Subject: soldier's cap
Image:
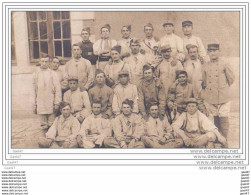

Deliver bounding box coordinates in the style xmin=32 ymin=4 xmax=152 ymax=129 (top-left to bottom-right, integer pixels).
xmin=122 ymin=98 xmax=134 ymax=108
xmin=130 ymin=38 xmax=141 ymax=46
xmin=144 ymin=22 xmax=154 ymax=30
xmin=95 ymin=69 xmax=105 ymax=77
xmin=182 ymin=20 xmax=193 ymax=27
xmin=163 ymin=20 xmax=174 ymax=27
xmin=111 ymin=45 xmax=122 ymax=54
xmin=143 ymin=64 xmax=153 ymax=72
xmin=68 ymin=76 xmax=78 ymax=82
xmin=81 ymin=27 xmax=91 ymax=34
xmin=101 ymin=24 xmax=111 ymax=31
xmin=118 ymin=69 xmax=129 ymax=77
xmin=160 ymin=44 xmax=172 ymax=52
xmin=207 ymin=44 xmax=220 ymax=51
xmin=176 ymin=70 xmax=188 ymax=79
xmin=186 ymin=98 xmax=198 ymax=105
xmin=122 ymin=25 xmax=131 ymax=31
xmin=186 ymin=44 xmax=198 ymax=52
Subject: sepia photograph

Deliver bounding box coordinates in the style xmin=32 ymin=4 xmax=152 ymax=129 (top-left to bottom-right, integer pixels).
xmin=11 ymin=11 xmax=240 ymax=149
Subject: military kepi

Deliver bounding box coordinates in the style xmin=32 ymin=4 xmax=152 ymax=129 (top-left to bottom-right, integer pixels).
xmin=207 ymin=44 xmax=220 ymax=51
xmin=182 ymin=20 xmax=193 ymax=27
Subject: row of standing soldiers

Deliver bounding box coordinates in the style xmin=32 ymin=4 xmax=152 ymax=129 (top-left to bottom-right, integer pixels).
xmin=35 ymin=20 xmax=235 ymax=148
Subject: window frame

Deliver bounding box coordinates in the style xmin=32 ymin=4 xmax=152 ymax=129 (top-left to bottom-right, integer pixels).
xmin=27 ymin=11 xmax=72 ymax=64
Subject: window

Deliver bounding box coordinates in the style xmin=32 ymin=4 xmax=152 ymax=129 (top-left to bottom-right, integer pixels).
xmin=27 ymin=11 xmax=71 ymax=62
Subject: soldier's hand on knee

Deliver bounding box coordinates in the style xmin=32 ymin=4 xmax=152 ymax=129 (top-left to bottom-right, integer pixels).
xmin=77 ymin=135 xmax=83 ymax=145
xmin=159 ymin=137 xmax=167 ymax=144
xmin=183 ymin=137 xmax=193 ymax=147
xmin=218 ymin=135 xmax=227 ymax=146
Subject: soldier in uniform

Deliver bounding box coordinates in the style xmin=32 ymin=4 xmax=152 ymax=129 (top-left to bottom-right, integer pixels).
xmin=63 ymin=77 xmax=92 ymax=124
xmin=159 ymin=20 xmax=185 ymax=62
xmin=77 ymin=100 xmax=112 ymax=148
xmin=112 ymin=70 xmax=139 ymax=116
xmin=33 ymin=55 xmax=62 ymax=130
xmin=182 ymin=20 xmax=208 ymax=63
xmin=141 ymin=102 xmax=183 ymax=148
xmin=63 ymin=44 xmax=94 ymax=92
xmin=88 ymin=69 xmax=114 ymax=119
xmin=104 ymin=99 xmax=145 ymax=148
xmin=137 ymin=64 xmax=166 ymax=119
xmin=155 ymin=44 xmax=183 ymax=96
xmin=201 ymin=43 xmax=235 ymax=141
xmin=140 ymin=23 xmax=162 ymax=68
xmin=38 ymin=102 xmax=80 ymax=148
xmin=93 ymin=24 xmax=117 ymax=71
xmin=104 ymin=45 xmax=127 ymax=86
xmin=117 ymin=25 xmax=132 ymax=58
xmin=184 ymin=44 xmax=203 ymax=93
xmin=124 ymin=38 xmax=149 ymax=85
xmin=78 ymin=27 xmax=98 ymax=66
xmin=172 ymin=98 xmax=227 ymax=148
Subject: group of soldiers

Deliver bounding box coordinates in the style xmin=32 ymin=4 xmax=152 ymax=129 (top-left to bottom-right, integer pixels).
xmin=35 ymin=19 xmax=235 ymax=149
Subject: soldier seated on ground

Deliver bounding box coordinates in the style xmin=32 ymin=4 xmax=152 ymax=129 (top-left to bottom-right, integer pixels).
xmin=77 ymin=100 xmax=112 ymax=148
xmin=63 ymin=76 xmax=92 ymax=123
xmin=172 ymin=98 xmax=227 ymax=148
xmin=141 ymin=102 xmax=183 ymax=148
xmin=38 ymin=102 xmax=80 ymax=148
xmin=104 ymin=99 xmax=145 ymax=148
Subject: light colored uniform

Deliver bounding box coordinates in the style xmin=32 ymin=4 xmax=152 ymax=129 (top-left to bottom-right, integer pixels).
xmin=159 ymin=34 xmax=185 ymax=61
xmin=140 ymin=37 xmax=162 ymax=68
xmin=64 ymin=57 xmax=94 ymax=91
xmin=117 ymin=38 xmax=132 ymax=57
xmin=155 ymin=57 xmax=184 ymax=96
xmin=63 ymin=88 xmax=92 ymax=119
xmin=38 ymin=114 xmax=80 ymax=148
xmin=104 ymin=113 xmax=145 ymax=148
xmin=33 ymin=68 xmax=62 ymax=128
xmin=78 ymin=114 xmax=111 ymax=148
xmin=172 ymin=111 xmax=218 ymax=147
xmin=201 ymin=59 xmax=235 ymax=117
xmin=104 ymin=60 xmax=127 ymax=83
xmin=112 ymin=83 xmax=139 ymax=115
xmin=184 ymin=58 xmax=203 ymax=93
xmin=93 ymin=38 xmax=117 ymax=70
xmin=124 ymin=52 xmax=148 ymax=85
xmin=183 ymin=35 xmax=208 ymax=62
xmin=142 ymin=116 xmax=183 ymax=148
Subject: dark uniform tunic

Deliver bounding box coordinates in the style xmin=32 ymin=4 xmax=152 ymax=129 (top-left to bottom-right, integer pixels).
xmin=78 ymin=40 xmax=98 ymax=65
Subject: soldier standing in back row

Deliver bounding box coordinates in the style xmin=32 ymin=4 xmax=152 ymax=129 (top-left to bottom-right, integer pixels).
xmin=201 ymin=43 xmax=235 ymax=143
xmin=78 ymin=27 xmax=98 ymax=67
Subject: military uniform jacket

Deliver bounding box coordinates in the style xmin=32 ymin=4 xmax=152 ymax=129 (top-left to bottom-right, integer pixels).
xmin=201 ymin=59 xmax=235 ymax=104
xmin=144 ymin=116 xmax=172 ymax=139
xmin=137 ymin=78 xmax=166 ymax=116
xmin=63 ymin=88 xmax=92 ymax=119
xmin=88 ymin=84 xmax=114 ymax=117
xmin=64 ymin=57 xmax=94 ymax=90
xmin=78 ymin=41 xmax=98 ymax=65
xmin=112 ymin=113 xmax=144 ymax=143
xmin=112 ymin=83 xmax=139 ymax=115
xmin=46 ymin=114 xmax=80 ymax=141
xmin=79 ymin=114 xmax=111 ymax=139
xmin=33 ymin=68 xmax=62 ymax=114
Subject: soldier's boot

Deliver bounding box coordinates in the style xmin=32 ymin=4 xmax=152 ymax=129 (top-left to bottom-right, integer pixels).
xmin=219 ymin=117 xmax=229 ymax=148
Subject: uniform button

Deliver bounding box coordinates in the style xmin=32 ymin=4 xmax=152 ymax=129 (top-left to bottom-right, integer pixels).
xmin=216 ymin=75 xmax=218 ymax=77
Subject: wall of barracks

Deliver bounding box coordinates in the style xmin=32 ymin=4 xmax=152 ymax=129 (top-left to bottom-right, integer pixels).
xmin=11 ymin=11 xmax=240 ymax=118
